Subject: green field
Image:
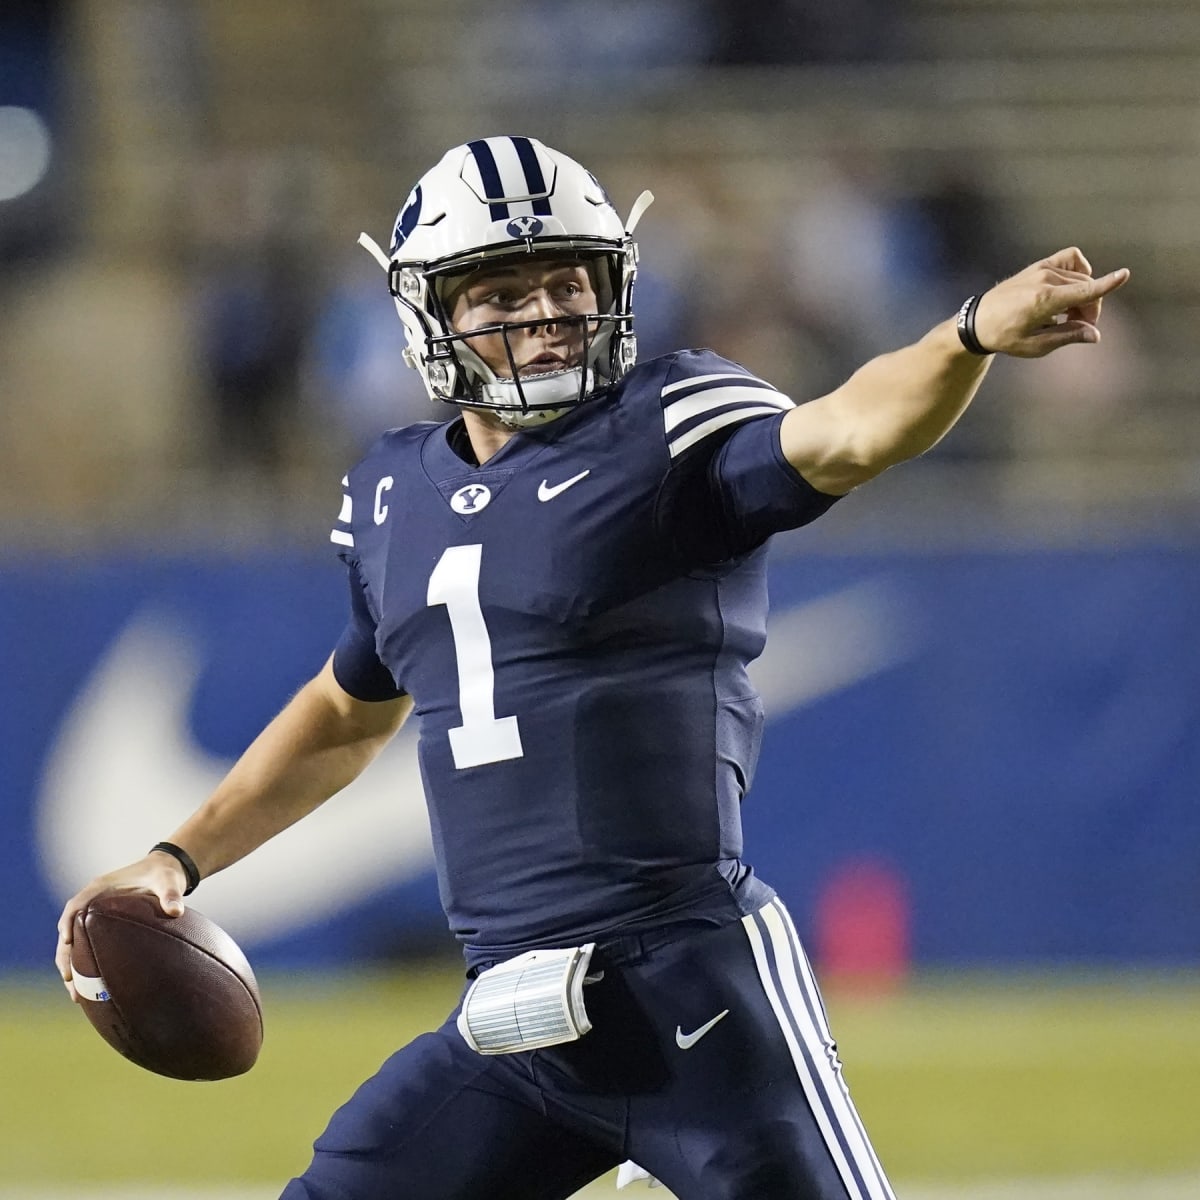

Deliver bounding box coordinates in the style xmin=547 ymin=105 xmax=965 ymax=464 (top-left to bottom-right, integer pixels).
xmin=3 ymin=965 xmax=1198 ymax=1196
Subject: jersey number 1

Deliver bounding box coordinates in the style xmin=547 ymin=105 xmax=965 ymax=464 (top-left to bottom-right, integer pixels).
xmin=427 ymin=544 xmax=524 ymax=770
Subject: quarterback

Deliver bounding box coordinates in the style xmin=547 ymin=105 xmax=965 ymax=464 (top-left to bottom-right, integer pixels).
xmin=56 ymin=137 xmax=1129 ymax=1199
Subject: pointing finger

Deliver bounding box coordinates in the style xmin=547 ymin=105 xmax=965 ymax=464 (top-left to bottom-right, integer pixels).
xmin=1094 ymin=266 xmax=1131 ymax=293
xmin=1054 ymin=268 xmax=1129 ymax=314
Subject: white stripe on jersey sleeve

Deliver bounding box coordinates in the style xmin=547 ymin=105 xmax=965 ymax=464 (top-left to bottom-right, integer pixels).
xmin=668 ymin=404 xmax=793 ymax=459
xmin=663 ymin=384 xmax=793 ymax=434
xmin=330 ymin=476 xmax=355 ymax=547
xmin=661 ymin=371 xmax=775 ymax=397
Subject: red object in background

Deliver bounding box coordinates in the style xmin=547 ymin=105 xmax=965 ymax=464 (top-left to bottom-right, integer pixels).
xmin=814 ymin=857 xmax=911 ymax=993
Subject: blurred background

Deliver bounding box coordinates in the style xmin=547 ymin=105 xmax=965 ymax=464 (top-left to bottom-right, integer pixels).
xmin=1 ymin=0 xmax=1198 ymax=1197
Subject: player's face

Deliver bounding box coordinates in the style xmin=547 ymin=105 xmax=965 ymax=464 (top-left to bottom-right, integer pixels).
xmin=446 ymin=260 xmax=598 ymax=379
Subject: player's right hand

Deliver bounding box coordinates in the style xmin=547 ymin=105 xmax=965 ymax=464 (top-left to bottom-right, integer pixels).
xmin=972 ymin=247 xmax=1130 ymax=358
xmin=55 ymin=856 xmax=189 ymax=1003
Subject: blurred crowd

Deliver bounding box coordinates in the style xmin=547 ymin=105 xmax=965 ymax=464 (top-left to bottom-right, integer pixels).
xmin=0 ymin=0 xmax=1165 ymax=544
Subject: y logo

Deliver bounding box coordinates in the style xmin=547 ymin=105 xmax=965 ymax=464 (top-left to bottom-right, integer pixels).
xmin=451 ymin=484 xmax=492 ymax=514
xmin=505 ymin=215 xmax=544 ymax=239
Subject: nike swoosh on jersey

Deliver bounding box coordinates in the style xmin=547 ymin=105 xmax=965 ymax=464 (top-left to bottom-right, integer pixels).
xmin=675 ymin=1008 xmax=730 ymax=1049
xmin=537 ymin=469 xmax=590 ymax=501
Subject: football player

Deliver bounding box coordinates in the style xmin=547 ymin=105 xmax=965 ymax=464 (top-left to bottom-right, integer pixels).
xmin=56 ymin=136 xmax=1128 ymax=1199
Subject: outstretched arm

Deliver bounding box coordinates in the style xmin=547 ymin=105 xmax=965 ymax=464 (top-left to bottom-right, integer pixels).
xmin=54 ymin=654 xmax=411 ymax=999
xmin=780 ymin=247 xmax=1131 ymax=495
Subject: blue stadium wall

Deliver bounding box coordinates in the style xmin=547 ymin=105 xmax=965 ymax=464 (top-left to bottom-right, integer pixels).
xmin=4 ymin=546 xmax=1197 ymax=971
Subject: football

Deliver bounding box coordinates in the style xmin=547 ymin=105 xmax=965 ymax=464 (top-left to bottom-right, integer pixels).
xmin=71 ymin=892 xmax=263 ymax=1080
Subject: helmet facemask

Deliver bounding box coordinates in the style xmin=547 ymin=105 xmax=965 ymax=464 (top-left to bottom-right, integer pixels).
xmin=423 ymin=250 xmax=631 ymax=428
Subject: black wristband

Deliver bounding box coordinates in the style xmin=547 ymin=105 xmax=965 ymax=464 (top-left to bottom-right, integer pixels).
xmin=150 ymin=841 xmax=201 ymax=895
xmin=955 ymin=293 xmax=992 ymax=356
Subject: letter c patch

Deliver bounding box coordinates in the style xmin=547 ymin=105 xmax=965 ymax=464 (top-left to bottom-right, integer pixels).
xmin=374 ymin=476 xmax=394 ymax=525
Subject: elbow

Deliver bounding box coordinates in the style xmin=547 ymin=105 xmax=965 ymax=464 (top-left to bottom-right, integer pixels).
xmin=830 ymin=425 xmax=943 ymax=490
xmin=795 ymin=437 xmax=898 ymax=495
xmin=780 ymin=398 xmax=931 ymax=495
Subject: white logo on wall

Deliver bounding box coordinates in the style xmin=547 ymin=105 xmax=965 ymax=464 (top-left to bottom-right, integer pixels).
xmin=35 ymin=580 xmax=914 ymax=949
xmin=35 ymin=613 xmax=434 ymax=946
xmin=451 ymin=484 xmax=491 ymax=514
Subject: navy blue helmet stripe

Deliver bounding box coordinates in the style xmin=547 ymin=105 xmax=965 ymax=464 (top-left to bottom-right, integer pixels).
xmin=467 ymin=139 xmax=510 ymax=220
xmin=510 ymin=136 xmax=553 ymax=216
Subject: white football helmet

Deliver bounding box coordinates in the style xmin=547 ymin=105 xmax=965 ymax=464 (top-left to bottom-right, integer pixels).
xmin=359 ymin=137 xmax=653 ymax=428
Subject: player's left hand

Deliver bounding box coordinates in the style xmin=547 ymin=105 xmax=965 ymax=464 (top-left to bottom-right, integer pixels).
xmin=972 ymin=247 xmax=1130 ymax=359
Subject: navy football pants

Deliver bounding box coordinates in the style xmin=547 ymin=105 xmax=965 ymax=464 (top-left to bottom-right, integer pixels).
xmin=280 ymin=898 xmax=896 ymax=1200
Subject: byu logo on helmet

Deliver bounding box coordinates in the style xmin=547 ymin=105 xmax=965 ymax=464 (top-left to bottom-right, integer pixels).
xmin=390 ymin=185 xmax=423 ymax=253
xmin=505 ymin=215 xmax=544 ymax=239
xmin=450 ymin=484 xmax=492 ymax=514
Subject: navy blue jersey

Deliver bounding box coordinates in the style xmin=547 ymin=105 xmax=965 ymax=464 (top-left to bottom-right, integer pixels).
xmin=329 ymin=349 xmax=838 ymax=962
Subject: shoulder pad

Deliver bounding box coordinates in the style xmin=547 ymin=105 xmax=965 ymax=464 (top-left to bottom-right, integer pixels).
xmin=329 ymin=423 xmax=436 ymax=550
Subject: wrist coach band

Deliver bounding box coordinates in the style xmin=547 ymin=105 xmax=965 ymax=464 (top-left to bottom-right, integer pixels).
xmin=955 ymin=293 xmax=992 ymax=356
xmin=150 ymin=841 xmax=201 ymax=895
